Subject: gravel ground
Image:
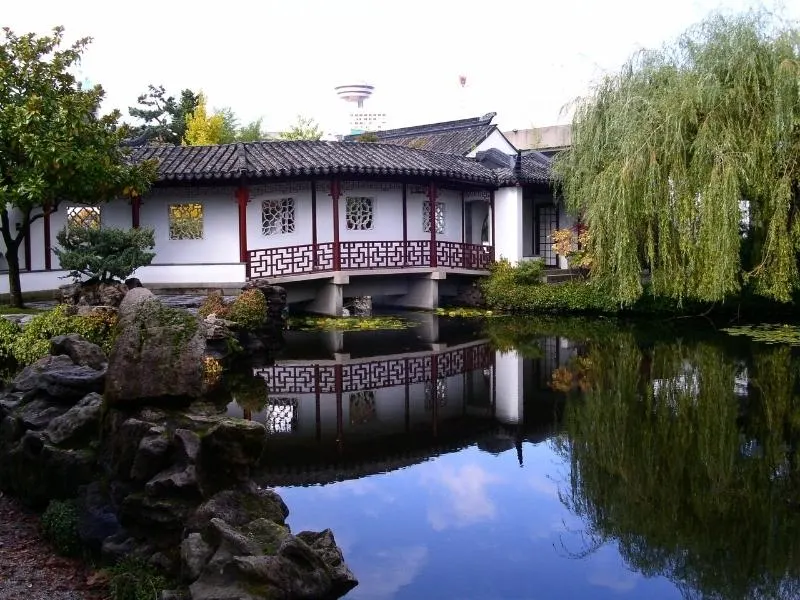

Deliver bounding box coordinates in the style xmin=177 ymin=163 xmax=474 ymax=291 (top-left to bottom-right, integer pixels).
xmin=0 ymin=493 xmax=105 ymax=600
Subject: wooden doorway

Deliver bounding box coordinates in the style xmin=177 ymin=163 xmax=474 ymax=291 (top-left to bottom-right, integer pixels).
xmin=536 ymin=204 xmax=559 ymax=267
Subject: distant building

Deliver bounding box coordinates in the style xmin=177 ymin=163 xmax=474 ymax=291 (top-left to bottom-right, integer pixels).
xmin=335 ymin=82 xmax=388 ymax=134
xmin=502 ymin=124 xmax=572 ymax=157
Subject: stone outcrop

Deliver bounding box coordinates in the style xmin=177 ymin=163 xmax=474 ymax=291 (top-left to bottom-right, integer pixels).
xmin=240 ymin=281 xmax=287 ymax=331
xmin=105 ymin=296 xmax=206 ymax=405
xmin=0 ymin=291 xmax=355 ymax=599
xmin=59 ymin=281 xmax=128 ymax=307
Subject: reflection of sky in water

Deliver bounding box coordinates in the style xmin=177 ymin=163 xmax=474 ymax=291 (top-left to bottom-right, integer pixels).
xmin=276 ymin=442 xmax=682 ymax=600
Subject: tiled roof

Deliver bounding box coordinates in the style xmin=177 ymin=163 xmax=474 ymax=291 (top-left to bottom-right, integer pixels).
xmin=343 ymin=112 xmax=499 ymax=156
xmin=128 ymin=141 xmax=555 ymax=187
xmin=494 ymin=151 xmax=554 ymax=185
xmin=129 ymin=140 xmax=499 ymax=186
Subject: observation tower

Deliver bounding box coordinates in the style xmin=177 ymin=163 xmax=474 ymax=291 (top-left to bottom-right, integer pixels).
xmin=335 ymin=82 xmax=386 ymax=135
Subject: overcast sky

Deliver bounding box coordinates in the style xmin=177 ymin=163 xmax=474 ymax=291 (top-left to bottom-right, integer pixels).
xmin=4 ymin=0 xmax=798 ymax=135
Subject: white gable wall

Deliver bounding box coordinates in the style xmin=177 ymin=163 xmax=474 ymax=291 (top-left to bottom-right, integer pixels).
xmin=467 ymin=129 xmax=517 ymax=158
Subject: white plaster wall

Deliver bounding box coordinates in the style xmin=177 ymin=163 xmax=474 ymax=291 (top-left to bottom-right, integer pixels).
xmin=405 ymin=188 xmax=463 ymax=243
xmin=131 ymin=263 xmax=246 ymax=285
xmin=140 ymin=189 xmax=239 ymax=264
xmin=338 ymin=186 xmax=403 ymax=243
xmin=467 ymin=201 xmax=489 ymax=245
xmin=467 ymin=129 xmax=517 ymax=157
xmin=0 ymin=270 xmax=69 ymax=295
xmin=495 ymin=350 xmax=523 ymax=425
xmin=494 ymin=186 xmax=523 ymax=262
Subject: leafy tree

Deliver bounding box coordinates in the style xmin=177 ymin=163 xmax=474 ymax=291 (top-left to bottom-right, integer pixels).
xmin=278 ymin=115 xmax=323 ymax=141
xmin=237 ymin=118 xmax=268 ymax=142
xmin=0 ymin=27 xmax=155 ymax=307
xmin=217 ymin=106 xmax=239 ymax=144
xmin=54 ymin=226 xmax=156 ymax=283
xmin=127 ymin=85 xmax=198 ymax=145
xmin=183 ymin=92 xmax=224 ymax=145
xmin=554 ymin=12 xmax=800 ymax=306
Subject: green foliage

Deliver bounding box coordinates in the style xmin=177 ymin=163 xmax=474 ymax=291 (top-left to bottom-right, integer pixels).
xmin=288 ymin=315 xmax=413 ymax=332
xmin=198 ymin=291 xmax=231 ymax=319
xmin=10 ymin=305 xmax=117 ymax=365
xmin=482 ymin=261 xmax=614 ymax=313
xmin=356 ymin=131 xmax=379 ymax=142
xmin=512 ymin=260 xmax=544 ymax=285
xmin=554 ymin=11 xmax=800 ymax=305
xmin=278 ymin=115 xmax=323 ymax=141
xmin=228 ymin=289 xmax=267 ymax=330
xmin=217 ymin=109 xmax=267 ymax=143
xmin=0 ymin=318 xmax=20 ymax=361
xmin=434 ymin=307 xmax=499 ymax=318
xmin=41 ymin=499 xmax=81 ymax=557
xmin=107 ymin=557 xmax=170 ymax=600
xmin=54 ymin=226 xmax=156 ymax=283
xmin=183 ymin=92 xmax=224 ymax=145
xmin=127 ymin=84 xmax=199 ymax=145
xmin=0 ymin=26 xmax=155 ymax=306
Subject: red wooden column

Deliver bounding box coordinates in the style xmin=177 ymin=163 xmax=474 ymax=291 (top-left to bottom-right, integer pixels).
xmin=427 ymin=182 xmax=438 ymax=268
xmin=235 ymin=186 xmax=250 ymax=277
xmin=401 ymin=183 xmax=408 ymax=267
xmin=330 ymin=179 xmax=342 ymax=271
xmin=131 ymin=195 xmax=141 ymax=229
xmin=489 ymin=189 xmax=496 ymax=261
xmin=311 ymin=180 xmax=318 ymax=269
xmin=460 ymin=191 xmax=466 ymax=269
xmin=43 ymin=205 xmax=52 ymax=271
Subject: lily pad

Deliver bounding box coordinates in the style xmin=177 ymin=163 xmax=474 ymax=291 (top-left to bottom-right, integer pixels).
xmin=722 ymin=324 xmax=800 ymax=346
xmin=433 ymin=308 xmax=502 ymax=318
xmin=288 ymin=316 xmax=415 ymax=332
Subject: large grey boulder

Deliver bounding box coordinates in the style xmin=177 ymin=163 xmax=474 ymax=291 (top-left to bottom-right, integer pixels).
xmin=105 ymin=297 xmax=205 ymax=405
xmin=50 ymin=334 xmax=107 ymax=370
xmin=12 ymin=354 xmax=105 ymax=402
xmin=118 ymin=287 xmax=155 ymax=323
xmin=198 ymin=420 xmax=266 ymax=491
xmin=45 ymin=392 xmax=103 ymax=445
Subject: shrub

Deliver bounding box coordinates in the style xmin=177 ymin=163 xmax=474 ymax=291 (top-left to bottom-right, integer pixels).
xmin=54 ymin=226 xmax=156 ymax=283
xmin=11 ymin=305 xmax=118 ymax=365
xmin=108 ymin=557 xmax=170 ymax=600
xmin=228 ymin=289 xmax=267 ymax=330
xmin=41 ymin=499 xmax=81 ymax=557
xmin=198 ymin=291 xmax=231 ymax=319
xmin=0 ymin=318 xmax=20 ymax=361
xmin=513 ymin=259 xmax=544 ymax=285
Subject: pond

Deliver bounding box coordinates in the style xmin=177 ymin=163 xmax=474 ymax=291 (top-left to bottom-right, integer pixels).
xmin=235 ymin=312 xmax=800 ymax=600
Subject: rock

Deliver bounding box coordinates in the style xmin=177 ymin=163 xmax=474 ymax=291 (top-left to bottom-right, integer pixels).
xmin=105 ymin=417 xmax=161 ymax=481
xmin=145 ymin=465 xmax=200 ymax=498
xmin=45 ymin=392 xmax=103 ymax=446
xmin=297 ymin=529 xmax=359 ymax=595
xmin=49 ymin=334 xmax=106 ymax=370
xmin=189 ymin=489 xmax=288 ymax=531
xmin=198 ymin=420 xmax=266 ymax=490
xmin=181 ymin=532 xmax=214 ymax=581
xmin=203 ymin=315 xmax=236 ymax=341
xmin=101 ymin=532 xmax=141 ymax=564
xmin=105 ymin=298 xmax=206 ymax=405
xmin=122 ymin=492 xmax=195 ymax=531
xmin=243 ymin=518 xmax=291 ymax=555
xmin=130 ymin=433 xmax=172 ymax=482
xmin=77 ymin=282 xmax=128 ymax=308
xmin=125 ymin=277 xmax=142 ymax=289
xmin=207 ymin=517 xmax=263 ymax=556
xmin=12 ymin=355 xmax=105 ymax=402
xmin=0 ymin=393 xmax=23 ymax=420
xmin=174 ymin=429 xmax=200 ymax=464
xmin=0 ymin=416 xmax=23 ymax=450
xmin=74 ymin=305 xmax=117 ymax=319
xmin=77 ymin=482 xmax=122 ymax=552
xmin=118 ymin=287 xmax=155 ymax=323
xmin=18 ymin=399 xmax=69 ymax=430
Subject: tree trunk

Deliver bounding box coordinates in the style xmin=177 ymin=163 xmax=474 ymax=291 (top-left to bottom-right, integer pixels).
xmin=5 ymin=250 xmax=23 ymax=308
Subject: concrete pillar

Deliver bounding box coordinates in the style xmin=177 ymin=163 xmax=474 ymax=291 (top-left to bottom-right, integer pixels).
xmin=306 ymin=281 xmax=344 ymax=316
xmin=387 ymin=275 xmax=440 ymax=310
xmin=494 ymin=350 xmax=523 ymax=425
xmin=494 ymin=186 xmax=524 ymax=263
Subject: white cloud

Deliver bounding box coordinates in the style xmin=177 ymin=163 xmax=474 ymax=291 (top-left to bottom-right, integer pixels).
xmin=348 ymin=545 xmax=429 ymax=600
xmin=422 ymin=462 xmax=502 ymax=531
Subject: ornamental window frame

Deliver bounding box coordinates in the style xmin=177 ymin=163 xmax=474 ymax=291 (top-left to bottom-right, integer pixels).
xmin=345 ymin=196 xmax=375 ymax=231
xmin=66 ymin=205 xmax=102 ymax=231
xmin=422 ymin=200 xmax=445 ymax=234
xmin=168 ymin=202 xmax=204 ymax=240
xmin=261 ymin=197 xmax=296 ymax=236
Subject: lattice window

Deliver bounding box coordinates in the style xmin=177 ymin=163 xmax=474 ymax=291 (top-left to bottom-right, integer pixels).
xmin=67 ymin=206 xmax=101 ymax=231
xmin=349 ymin=391 xmax=376 ymax=425
xmin=425 ymin=377 xmax=448 ymax=410
xmin=265 ymin=397 xmax=298 ymax=434
xmin=168 ymin=203 xmax=203 ymax=240
xmin=345 ymin=197 xmax=374 ymax=230
xmin=423 ymin=201 xmax=445 ymax=234
xmin=262 ymin=198 xmax=295 ymax=236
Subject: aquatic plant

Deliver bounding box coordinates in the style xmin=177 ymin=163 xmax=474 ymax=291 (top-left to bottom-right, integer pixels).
xmin=288 ymin=315 xmax=413 ymax=332
xmin=722 ymin=324 xmax=800 ymax=346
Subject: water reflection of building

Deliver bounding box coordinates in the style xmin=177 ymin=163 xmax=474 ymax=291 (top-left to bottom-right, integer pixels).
xmin=236 ymin=323 xmax=580 ymax=486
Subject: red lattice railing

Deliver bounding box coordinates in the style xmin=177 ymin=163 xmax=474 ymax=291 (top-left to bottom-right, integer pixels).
xmin=247 ymin=241 xmax=493 ymax=278
xmin=253 ymin=343 xmax=493 ymax=394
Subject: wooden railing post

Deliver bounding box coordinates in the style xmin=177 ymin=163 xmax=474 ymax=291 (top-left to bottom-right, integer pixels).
xmin=428 ymin=182 xmax=437 ymax=268
xmin=330 ymin=179 xmax=342 ymax=271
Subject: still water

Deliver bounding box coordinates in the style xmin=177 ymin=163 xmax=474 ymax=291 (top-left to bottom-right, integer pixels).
xmin=234 ymin=313 xmax=800 ymax=600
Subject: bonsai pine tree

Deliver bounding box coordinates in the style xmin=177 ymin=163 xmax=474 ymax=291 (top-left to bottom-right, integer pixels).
xmin=54 ymin=226 xmax=156 ymax=283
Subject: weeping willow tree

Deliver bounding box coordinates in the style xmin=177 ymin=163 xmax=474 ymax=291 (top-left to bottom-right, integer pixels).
xmin=555 ymin=12 xmax=800 ymax=305
xmin=554 ymin=335 xmax=800 ymax=600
